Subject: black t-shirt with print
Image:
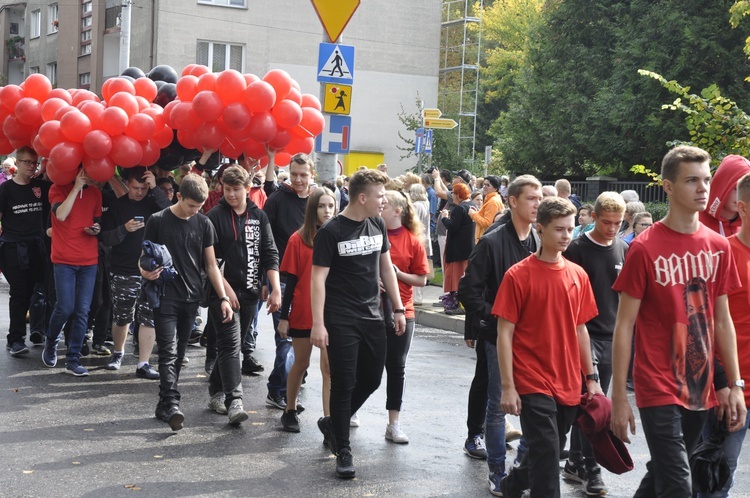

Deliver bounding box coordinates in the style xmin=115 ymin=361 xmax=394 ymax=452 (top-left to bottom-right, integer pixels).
xmin=143 ymin=207 xmax=217 ymax=303
xmin=313 ymin=214 xmax=390 ymax=322
xmin=0 ymin=178 xmax=51 ymax=239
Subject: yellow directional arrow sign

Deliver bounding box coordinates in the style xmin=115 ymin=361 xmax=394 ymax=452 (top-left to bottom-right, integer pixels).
xmin=424 ymin=117 xmax=458 ymax=129
xmin=423 ymin=108 xmax=442 ymax=119
xmin=311 ymin=0 xmax=361 ymax=42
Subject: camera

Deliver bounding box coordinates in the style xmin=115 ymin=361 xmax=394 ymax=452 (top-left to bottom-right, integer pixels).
xmin=425 ymin=166 xmax=435 ymax=174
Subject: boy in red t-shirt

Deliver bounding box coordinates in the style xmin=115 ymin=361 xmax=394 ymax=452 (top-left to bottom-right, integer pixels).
xmin=611 ymin=145 xmax=747 ymax=497
xmin=493 ymin=196 xmax=601 ymax=498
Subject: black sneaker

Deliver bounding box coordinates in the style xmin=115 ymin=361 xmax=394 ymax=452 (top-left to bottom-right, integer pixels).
xmin=281 ymin=410 xmax=300 ymax=433
xmin=317 ymin=416 xmax=338 ymax=455
xmin=266 ymin=393 xmax=286 ymax=410
xmin=135 ymin=363 xmax=159 ymax=380
xmin=562 ymin=460 xmax=586 ymax=484
xmin=335 ymin=448 xmax=355 ymax=479
xmin=80 ymin=341 xmax=90 ymax=357
xmin=8 ymin=341 xmax=29 ymax=356
xmin=241 ymin=354 xmax=264 ymax=375
xmin=91 ymin=343 xmax=111 ymax=356
xmin=187 ymin=328 xmax=202 ymax=345
xmin=464 ymin=434 xmax=488 ymax=459
xmin=29 ymin=331 xmax=45 ymax=346
xmin=585 ymin=467 xmax=607 ymax=496
xmin=155 ymin=404 xmax=184 ymax=431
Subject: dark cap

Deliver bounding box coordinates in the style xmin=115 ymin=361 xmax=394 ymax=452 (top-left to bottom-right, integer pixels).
xmin=453 ymin=169 xmax=471 ymax=184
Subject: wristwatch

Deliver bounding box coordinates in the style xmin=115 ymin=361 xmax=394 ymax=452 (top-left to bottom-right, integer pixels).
xmin=731 ymin=379 xmax=745 ymax=390
xmin=220 ymin=296 xmax=231 ymax=303
xmin=393 ymin=308 xmax=406 ymax=314
xmin=585 ymin=373 xmax=599 ymax=382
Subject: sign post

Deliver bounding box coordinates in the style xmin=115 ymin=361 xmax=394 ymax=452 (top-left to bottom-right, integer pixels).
xmin=484 ymin=145 xmax=492 ymax=177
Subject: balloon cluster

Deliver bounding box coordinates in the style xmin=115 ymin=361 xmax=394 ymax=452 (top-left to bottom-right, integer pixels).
xmin=0 ymin=64 xmax=323 ymax=184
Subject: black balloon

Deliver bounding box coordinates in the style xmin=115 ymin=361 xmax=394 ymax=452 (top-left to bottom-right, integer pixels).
xmin=121 ymin=66 xmax=146 ymax=79
xmin=120 ymin=75 xmax=135 ymax=83
xmin=153 ymin=83 xmax=177 ymax=108
xmin=147 ymin=65 xmax=179 ymax=84
xmin=152 ymin=80 xmax=167 ymax=90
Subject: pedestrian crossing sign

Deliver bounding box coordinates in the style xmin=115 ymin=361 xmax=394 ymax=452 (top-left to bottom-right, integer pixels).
xmin=323 ymin=84 xmax=352 ymax=115
xmin=317 ymin=43 xmax=355 ymax=84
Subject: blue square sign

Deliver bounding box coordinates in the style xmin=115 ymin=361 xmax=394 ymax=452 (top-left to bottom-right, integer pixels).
xmin=315 ymin=115 xmax=351 ymax=154
xmin=317 ymin=43 xmax=355 ymax=84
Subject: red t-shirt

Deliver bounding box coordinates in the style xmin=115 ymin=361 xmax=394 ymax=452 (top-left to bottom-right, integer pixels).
xmin=280 ymin=231 xmax=313 ymax=330
xmin=612 ymin=222 xmax=739 ymax=410
xmin=49 ymin=183 xmax=102 ymax=266
xmin=387 ymin=226 xmax=429 ymax=319
xmin=492 ymin=255 xmax=598 ymax=406
xmin=727 ymin=235 xmax=750 ymax=407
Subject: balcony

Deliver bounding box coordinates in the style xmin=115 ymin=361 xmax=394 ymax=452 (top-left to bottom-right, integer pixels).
xmin=6 ymin=36 xmax=25 ymax=62
xmin=104 ymin=5 xmax=122 ymax=32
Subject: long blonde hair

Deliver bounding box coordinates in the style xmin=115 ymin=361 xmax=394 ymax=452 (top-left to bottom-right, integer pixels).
xmin=385 ymin=190 xmax=423 ymax=239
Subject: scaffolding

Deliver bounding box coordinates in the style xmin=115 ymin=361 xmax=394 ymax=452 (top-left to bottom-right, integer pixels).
xmin=439 ymin=0 xmax=482 ymax=164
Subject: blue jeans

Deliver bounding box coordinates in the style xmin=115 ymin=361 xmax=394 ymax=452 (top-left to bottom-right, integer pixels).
xmin=697 ymin=410 xmax=750 ymax=498
xmin=485 ymin=341 xmax=507 ymax=474
xmin=46 ymin=264 xmax=97 ymax=364
xmin=267 ymin=280 xmax=294 ymax=398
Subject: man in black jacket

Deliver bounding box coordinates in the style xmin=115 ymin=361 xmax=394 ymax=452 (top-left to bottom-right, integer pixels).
xmin=458 ymin=175 xmax=542 ymax=496
xmin=206 ymin=165 xmax=281 ymax=422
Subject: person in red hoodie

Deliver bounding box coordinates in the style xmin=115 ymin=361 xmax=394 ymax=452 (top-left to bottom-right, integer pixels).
xmin=699 ymin=154 xmax=750 ymax=237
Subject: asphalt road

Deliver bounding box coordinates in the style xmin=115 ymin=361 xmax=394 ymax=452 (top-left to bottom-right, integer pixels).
xmin=1 ymin=278 xmax=749 ymax=497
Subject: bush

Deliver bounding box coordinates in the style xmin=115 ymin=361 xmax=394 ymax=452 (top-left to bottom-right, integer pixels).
xmin=644 ymin=201 xmax=669 ymax=221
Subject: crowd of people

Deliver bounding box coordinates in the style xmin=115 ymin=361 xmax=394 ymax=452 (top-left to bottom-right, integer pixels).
xmin=1 ymin=143 xmax=749 ymax=495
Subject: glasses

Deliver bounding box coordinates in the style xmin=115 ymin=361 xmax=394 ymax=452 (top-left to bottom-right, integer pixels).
xmin=17 ymin=159 xmax=40 ymax=167
xmin=160 ymin=187 xmax=174 ymax=193
xmin=637 ymin=222 xmax=653 ymax=227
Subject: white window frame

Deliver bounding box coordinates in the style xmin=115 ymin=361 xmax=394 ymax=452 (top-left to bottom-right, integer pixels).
xmin=46 ymin=62 xmax=57 ymax=86
xmin=79 ymin=73 xmax=91 ymax=87
xmin=80 ymin=44 xmax=91 ymax=56
xmin=30 ymin=9 xmax=41 ymax=39
xmin=29 ymin=66 xmax=40 ymax=75
xmin=197 ymin=0 xmax=246 ymax=7
xmin=82 ymin=16 xmax=92 ymax=29
xmin=48 ymin=4 xmax=58 ymax=34
xmin=82 ymin=1 xmax=92 ymax=14
xmin=196 ymin=40 xmax=245 ymax=72
xmin=81 ymin=30 xmax=91 ymax=42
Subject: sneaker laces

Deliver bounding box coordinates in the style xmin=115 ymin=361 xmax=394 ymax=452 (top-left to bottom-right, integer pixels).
xmin=473 ymin=435 xmax=486 ymax=450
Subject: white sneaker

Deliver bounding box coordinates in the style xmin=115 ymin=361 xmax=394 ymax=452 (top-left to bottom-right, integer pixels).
xmin=350 ymin=412 xmax=360 ymax=427
xmin=385 ymin=422 xmax=409 ymax=444
xmin=207 ymin=392 xmax=227 ymax=415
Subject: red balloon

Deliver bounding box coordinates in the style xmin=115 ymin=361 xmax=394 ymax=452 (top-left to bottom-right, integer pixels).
xmin=197 ymin=72 xmax=218 ymax=93
xmin=225 ymin=123 xmax=253 ymax=142
xmin=182 ymin=64 xmax=198 ymax=77
xmin=101 ymin=79 xmax=115 ymax=102
xmin=72 ymin=90 xmax=100 ymax=107
xmin=134 ymin=77 xmax=158 ymax=102
xmin=140 ymin=107 xmax=165 ymax=129
xmin=216 ymin=69 xmax=247 ymax=104
xmin=248 ymin=112 xmax=278 ymax=143
xmin=286 ymin=87 xmax=302 ymax=106
xmin=267 ymin=129 xmax=291 ymax=150
xmin=109 ymin=135 xmax=143 ymax=167
xmin=14 ymin=97 xmax=42 ymax=126
xmin=258 ymin=155 xmax=270 ymax=167
xmin=271 ymin=100 xmax=303 ymax=129
xmin=170 ymin=102 xmax=201 ymax=130
xmin=195 ymin=121 xmax=225 ymax=149
xmin=244 ymin=81 xmax=276 ymax=113
xmin=189 ymin=65 xmax=211 ymax=77
xmin=139 ymin=139 xmax=160 ymax=166
xmin=21 ymin=74 xmax=52 ymax=102
xmin=222 ymin=102 xmax=251 ymax=130
xmin=79 ymin=101 xmax=105 ymax=129
xmin=109 ymin=92 xmax=139 ymax=117
xmin=1 ymin=85 xmax=25 ymax=113
xmin=153 ymin=124 xmax=174 ymax=148
xmin=0 ymin=136 xmax=14 ymax=155
xmin=262 ymin=69 xmax=293 ymax=101
xmin=300 ymin=107 xmax=325 ymax=136
xmin=83 ymin=156 xmax=115 ymax=182
xmin=109 ymin=78 xmax=136 ymax=97
xmin=243 ymin=73 xmax=260 ymax=86
xmin=243 ymin=139 xmax=267 ymax=160
xmin=32 ymin=135 xmax=51 ymax=157
xmin=2 ymin=115 xmax=30 ymax=141
xmin=83 ymin=130 xmax=113 ymax=159
xmin=100 ymin=107 xmax=129 ymax=136
xmin=177 ymin=128 xmax=198 ymax=149
xmin=48 ymin=88 xmax=73 ymax=105
xmin=176 ymin=75 xmax=199 ymax=102
xmin=286 ymin=135 xmax=315 ymax=155
xmin=135 ymin=96 xmax=151 ymax=112
xmin=53 ymin=105 xmax=77 ymax=121
xmin=9 ymin=136 xmax=32 ymax=150
xmin=125 ymin=113 xmax=156 ymax=141
xmin=60 ymin=110 xmax=93 ymax=143
xmin=300 ymin=94 xmax=322 ymax=111
xmin=38 ymin=121 xmax=66 ymax=149
xmin=46 ymin=159 xmax=79 ymax=184
xmin=291 ymin=79 xmax=301 ymax=92
xmin=41 ymin=98 xmax=70 ymax=122
xmin=274 ymin=151 xmax=292 ymax=166
xmin=49 ymin=141 xmax=84 ymax=172
xmin=192 ymin=91 xmax=224 ymax=121
xmin=219 ymin=138 xmax=244 ymax=159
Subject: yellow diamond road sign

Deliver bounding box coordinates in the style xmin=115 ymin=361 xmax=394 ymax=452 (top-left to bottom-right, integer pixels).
xmin=311 ymin=0 xmax=361 ymax=43
xmin=424 ymin=117 xmax=458 ymax=129
xmin=323 ymin=84 xmax=351 ymax=115
xmin=423 ymin=108 xmax=442 ymax=119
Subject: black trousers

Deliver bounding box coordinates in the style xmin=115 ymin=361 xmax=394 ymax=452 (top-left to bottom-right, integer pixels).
xmin=385 ymin=318 xmax=415 ymax=411
xmin=635 ymin=404 xmax=707 ymax=498
xmin=206 ymin=298 xmax=243 ymax=405
xmin=504 ymin=394 xmax=577 ymax=498
xmin=205 ymin=291 xmax=259 ymax=362
xmin=467 ymin=337 xmax=489 ymax=438
xmin=327 ymin=318 xmax=386 ymax=451
xmin=153 ymin=299 xmax=199 ymax=407
xmin=2 ymin=242 xmax=45 ymax=345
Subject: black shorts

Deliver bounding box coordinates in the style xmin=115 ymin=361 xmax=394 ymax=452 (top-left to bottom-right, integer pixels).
xmin=289 ymin=328 xmax=311 ymax=338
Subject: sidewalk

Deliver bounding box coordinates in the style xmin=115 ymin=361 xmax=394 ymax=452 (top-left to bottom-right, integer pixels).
xmin=415 ymin=284 xmax=465 ymax=334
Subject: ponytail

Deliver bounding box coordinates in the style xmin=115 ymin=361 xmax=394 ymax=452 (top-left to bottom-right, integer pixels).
xmin=385 ymin=190 xmax=424 ymax=239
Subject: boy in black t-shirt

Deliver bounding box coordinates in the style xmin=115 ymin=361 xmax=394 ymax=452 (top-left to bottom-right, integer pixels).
xmin=311 ymin=169 xmax=406 ymax=479
xmin=141 ymin=173 xmax=234 ymax=431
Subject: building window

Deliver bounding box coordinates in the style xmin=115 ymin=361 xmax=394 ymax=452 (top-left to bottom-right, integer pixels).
xmin=197 ymin=0 xmax=246 ymax=7
xmin=80 ymin=44 xmax=91 ymax=56
xmin=82 ymin=1 xmax=92 ymax=14
xmin=196 ymin=41 xmax=244 ymax=72
xmin=10 ymin=22 xmax=18 ymax=35
xmin=46 ymin=62 xmax=57 ymax=86
xmin=79 ymin=73 xmax=91 ymax=87
xmin=48 ymin=4 xmax=59 ymax=34
xmin=82 ymin=16 xmax=92 ymax=28
xmin=81 ymin=30 xmax=91 ymax=42
xmin=30 ymin=10 xmax=41 ymax=38
xmin=29 ymin=66 xmax=40 ymax=75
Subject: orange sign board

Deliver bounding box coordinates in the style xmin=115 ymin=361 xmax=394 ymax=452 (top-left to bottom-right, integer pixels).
xmin=311 ymin=0 xmax=361 ymax=42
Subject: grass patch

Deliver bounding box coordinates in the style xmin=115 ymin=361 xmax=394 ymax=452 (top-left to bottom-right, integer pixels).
xmin=430 ymin=267 xmax=443 ymax=287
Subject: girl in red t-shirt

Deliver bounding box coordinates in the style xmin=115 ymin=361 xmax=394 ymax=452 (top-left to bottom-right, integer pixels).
xmin=375 ymin=190 xmax=429 ymax=443
xmin=278 ymin=187 xmax=336 ymax=432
